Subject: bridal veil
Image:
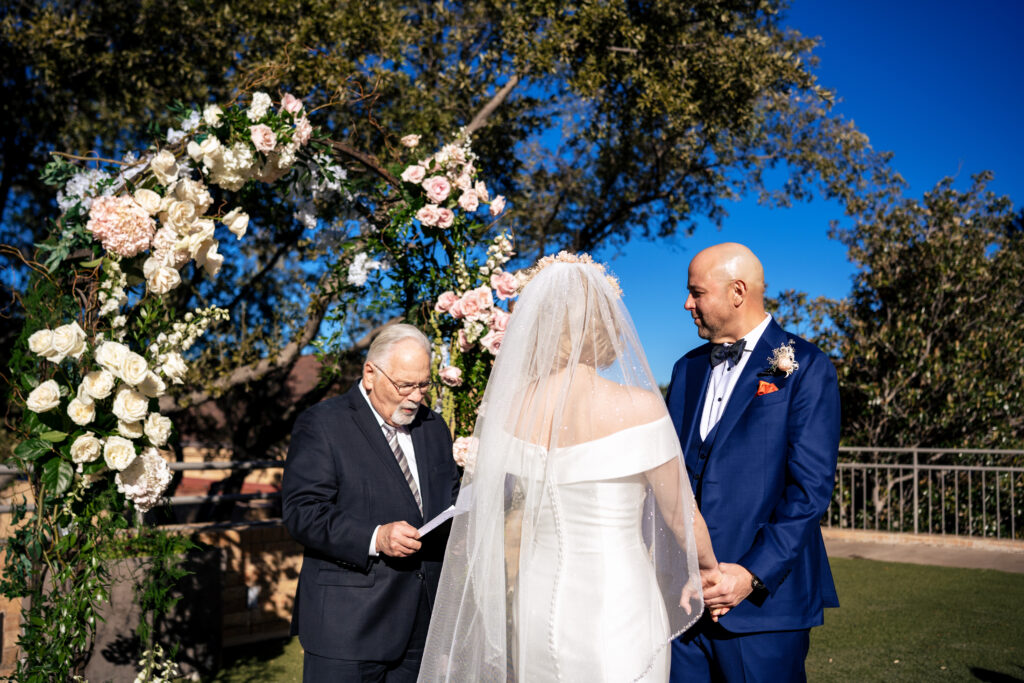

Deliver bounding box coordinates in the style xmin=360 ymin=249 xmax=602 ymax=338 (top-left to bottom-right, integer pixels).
xmin=419 ymin=254 xmax=703 ymax=682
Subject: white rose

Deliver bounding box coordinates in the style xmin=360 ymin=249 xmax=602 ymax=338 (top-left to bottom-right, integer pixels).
xmin=95 ymin=341 xmax=129 ymax=375
xmin=223 ymin=207 xmax=249 ymax=239
xmin=112 ymin=385 xmax=149 ymax=423
xmin=150 ymin=150 xmax=179 ymax=186
xmin=174 ymin=178 xmax=213 ymax=214
xmin=81 ymin=369 xmax=115 ymax=400
xmin=103 ymin=435 xmax=138 ymax=471
xmin=137 ymin=371 xmax=166 ymax=399
xmin=67 ymin=397 xmax=96 ymax=426
xmin=147 ymin=265 xmax=182 ymax=295
xmin=120 ymin=351 xmax=150 ymax=386
xmin=26 ymin=380 xmax=61 ymax=413
xmin=134 ymin=189 xmax=162 ymax=215
xmin=161 ymin=352 xmax=188 ymax=384
xmin=70 ymin=432 xmax=102 ymax=464
xmin=164 ymin=200 xmax=197 ymax=231
xmin=27 ymin=329 xmax=56 ymax=358
xmin=186 ymin=140 xmax=202 ymax=161
xmin=203 ymin=104 xmax=223 ymax=127
xmin=51 ymin=321 xmax=87 ymax=363
xmin=144 ymin=413 xmax=173 ymax=447
xmin=195 ymin=239 xmax=223 ymax=278
xmin=118 ymin=420 xmax=144 ymax=439
xmin=400 ymin=134 xmax=421 ymax=148
xmin=198 ymin=135 xmax=223 ymax=168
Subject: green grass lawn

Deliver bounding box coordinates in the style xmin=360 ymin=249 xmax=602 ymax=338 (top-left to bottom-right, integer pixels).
xmin=208 ymin=557 xmax=1024 ymax=682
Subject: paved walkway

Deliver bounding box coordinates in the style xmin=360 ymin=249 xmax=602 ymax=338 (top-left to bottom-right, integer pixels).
xmin=822 ymin=529 xmax=1024 ymax=574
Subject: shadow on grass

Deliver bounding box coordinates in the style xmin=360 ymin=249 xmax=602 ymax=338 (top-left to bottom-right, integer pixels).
xmin=207 ymin=637 xmax=302 ymax=683
xmin=970 ymin=665 xmax=1024 ymax=682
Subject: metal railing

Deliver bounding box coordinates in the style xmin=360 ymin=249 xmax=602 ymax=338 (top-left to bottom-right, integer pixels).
xmin=825 ymin=447 xmax=1024 ymax=540
xmin=4 ymin=449 xmax=1024 ymax=540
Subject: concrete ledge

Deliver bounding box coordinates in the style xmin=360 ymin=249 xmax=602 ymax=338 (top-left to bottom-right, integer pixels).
xmin=823 ymin=528 xmax=1024 ymax=573
xmin=822 ymin=528 xmax=1024 ymax=554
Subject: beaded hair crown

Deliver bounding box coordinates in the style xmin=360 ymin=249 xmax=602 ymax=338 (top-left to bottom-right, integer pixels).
xmin=517 ymin=251 xmax=623 ymax=297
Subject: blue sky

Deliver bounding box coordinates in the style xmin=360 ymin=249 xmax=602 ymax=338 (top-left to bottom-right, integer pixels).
xmin=600 ymin=0 xmax=1024 ymax=384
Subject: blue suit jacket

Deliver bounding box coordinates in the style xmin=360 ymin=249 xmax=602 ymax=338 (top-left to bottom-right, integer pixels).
xmin=282 ymin=383 xmax=460 ymax=660
xmin=666 ymin=319 xmax=840 ymax=632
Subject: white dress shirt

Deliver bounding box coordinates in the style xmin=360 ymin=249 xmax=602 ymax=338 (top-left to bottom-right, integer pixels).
xmin=360 ymin=382 xmax=421 ymax=556
xmin=699 ymin=314 xmax=772 ymax=440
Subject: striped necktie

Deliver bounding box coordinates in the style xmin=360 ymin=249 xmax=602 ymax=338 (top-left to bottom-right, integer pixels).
xmin=382 ymin=424 xmax=422 ymax=515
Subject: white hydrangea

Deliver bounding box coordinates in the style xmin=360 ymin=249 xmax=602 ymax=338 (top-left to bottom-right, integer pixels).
xmin=57 ymin=168 xmax=114 ymax=213
xmin=247 ymin=92 xmax=272 ymax=121
xmin=347 ymin=252 xmax=384 ymax=286
xmin=115 ymin=448 xmax=173 ymax=512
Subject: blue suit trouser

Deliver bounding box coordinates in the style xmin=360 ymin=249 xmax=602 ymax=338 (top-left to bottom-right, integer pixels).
xmin=670 ymin=615 xmax=810 ymax=683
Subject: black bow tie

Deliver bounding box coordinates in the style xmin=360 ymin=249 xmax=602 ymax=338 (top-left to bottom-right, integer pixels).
xmin=709 ymin=339 xmax=746 ymax=368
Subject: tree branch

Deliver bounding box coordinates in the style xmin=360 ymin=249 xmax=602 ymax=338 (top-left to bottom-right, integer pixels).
xmin=465 ymin=74 xmax=520 ymax=136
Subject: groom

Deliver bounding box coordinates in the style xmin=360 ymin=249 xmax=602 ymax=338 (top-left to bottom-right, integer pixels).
xmin=666 ymin=243 xmax=840 ymax=682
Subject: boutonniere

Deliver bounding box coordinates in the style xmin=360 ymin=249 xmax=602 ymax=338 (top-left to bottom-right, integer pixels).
xmin=767 ymin=340 xmax=799 ymax=377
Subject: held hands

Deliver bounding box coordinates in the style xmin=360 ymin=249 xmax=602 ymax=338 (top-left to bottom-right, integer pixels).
xmin=376 ymin=521 xmax=422 ymax=557
xmin=702 ymin=562 xmax=755 ymax=621
xmin=681 ymin=564 xmax=725 ymax=615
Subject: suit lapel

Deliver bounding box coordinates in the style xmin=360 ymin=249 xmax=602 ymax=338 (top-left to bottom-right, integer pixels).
xmin=347 ymin=384 xmax=424 ymax=518
xmin=709 ymin=320 xmax=788 ymax=452
xmin=681 ymin=347 xmax=713 ymax=456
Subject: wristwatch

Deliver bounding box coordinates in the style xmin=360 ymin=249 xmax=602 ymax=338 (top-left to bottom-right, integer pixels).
xmin=750 ymin=573 xmax=766 ymax=593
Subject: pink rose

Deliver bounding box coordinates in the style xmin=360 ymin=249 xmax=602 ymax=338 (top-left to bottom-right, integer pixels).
xmin=436 ymin=207 xmax=455 ymax=229
xmin=474 ymin=180 xmax=490 ymax=202
xmin=280 ymin=93 xmax=304 ymax=115
xmin=294 ymin=116 xmax=313 ymax=145
xmin=454 ymin=173 xmax=473 ymax=191
xmin=439 ymin=366 xmax=463 ymax=387
xmin=423 ymin=175 xmax=452 ymax=204
xmin=489 ymin=307 xmax=510 ymax=332
xmin=416 ymin=204 xmax=441 ymax=227
xmin=452 ymin=436 xmax=478 ymax=472
xmin=400 ymin=134 xmax=421 ymax=148
xmin=448 ymin=297 xmax=465 ymax=319
xmin=481 ymin=329 xmax=504 ymax=355
xmin=489 ymin=195 xmax=506 ymax=216
xmin=459 ymin=286 xmax=493 ymax=320
xmin=401 ymin=164 xmax=426 ymax=184
xmin=490 ymin=271 xmax=518 ymax=300
xmin=250 ymin=124 xmax=277 ymax=153
xmin=457 ymin=328 xmax=473 ymax=352
xmin=434 ymin=291 xmax=458 ymax=313
xmin=457 ymin=190 xmax=479 ymax=212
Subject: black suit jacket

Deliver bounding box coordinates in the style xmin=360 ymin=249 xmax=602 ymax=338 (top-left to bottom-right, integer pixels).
xmin=282 ymin=382 xmax=460 ymax=661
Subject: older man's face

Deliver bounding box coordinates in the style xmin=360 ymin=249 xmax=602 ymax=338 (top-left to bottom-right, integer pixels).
xmin=684 ymin=259 xmax=734 ymax=342
xmin=363 ymin=339 xmax=431 ymax=426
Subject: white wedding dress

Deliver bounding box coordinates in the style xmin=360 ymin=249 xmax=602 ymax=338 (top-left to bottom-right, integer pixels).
xmin=417 ymin=258 xmax=704 ymax=683
xmin=511 ymin=418 xmax=679 ymax=682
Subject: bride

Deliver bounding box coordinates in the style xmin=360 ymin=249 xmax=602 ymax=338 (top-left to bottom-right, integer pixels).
xmin=419 ymin=253 xmax=719 ymax=682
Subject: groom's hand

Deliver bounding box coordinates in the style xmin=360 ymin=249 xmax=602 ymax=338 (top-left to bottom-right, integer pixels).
xmin=376 ymin=521 xmax=422 ymax=557
xmin=702 ymin=562 xmax=754 ymax=618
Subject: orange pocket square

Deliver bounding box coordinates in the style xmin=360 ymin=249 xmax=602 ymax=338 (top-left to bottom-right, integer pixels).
xmin=756 ymin=380 xmax=779 ymax=396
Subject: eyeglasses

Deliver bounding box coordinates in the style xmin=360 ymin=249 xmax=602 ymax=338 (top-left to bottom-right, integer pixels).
xmin=372 ymin=364 xmax=435 ymax=396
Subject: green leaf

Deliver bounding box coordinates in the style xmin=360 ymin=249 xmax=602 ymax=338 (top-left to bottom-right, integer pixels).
xmin=41 ymin=457 xmax=74 ymax=496
xmin=40 ymin=430 xmax=68 ymax=443
xmin=14 ymin=438 xmax=52 ymax=461
xmin=80 ymin=257 xmax=103 ymax=268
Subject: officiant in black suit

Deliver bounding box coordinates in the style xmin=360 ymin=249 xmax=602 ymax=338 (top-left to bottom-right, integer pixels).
xmin=283 ymin=324 xmax=460 ymax=682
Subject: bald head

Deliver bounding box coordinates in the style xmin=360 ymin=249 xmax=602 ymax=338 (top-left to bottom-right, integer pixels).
xmin=684 ymin=243 xmax=767 ymax=342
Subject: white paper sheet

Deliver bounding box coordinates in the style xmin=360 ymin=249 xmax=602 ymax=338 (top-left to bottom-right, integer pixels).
xmin=419 ymin=483 xmax=474 ymax=535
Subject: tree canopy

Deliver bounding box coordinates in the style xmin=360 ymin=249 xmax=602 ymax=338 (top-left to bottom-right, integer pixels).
xmin=2 ymin=0 xmax=893 ymax=467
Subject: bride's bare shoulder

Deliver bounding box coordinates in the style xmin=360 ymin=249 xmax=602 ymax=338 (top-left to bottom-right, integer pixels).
xmin=591 ymin=376 xmax=666 ymax=423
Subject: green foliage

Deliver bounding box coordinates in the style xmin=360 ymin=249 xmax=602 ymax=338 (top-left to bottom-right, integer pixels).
xmin=793 ymin=173 xmax=1024 ymax=448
